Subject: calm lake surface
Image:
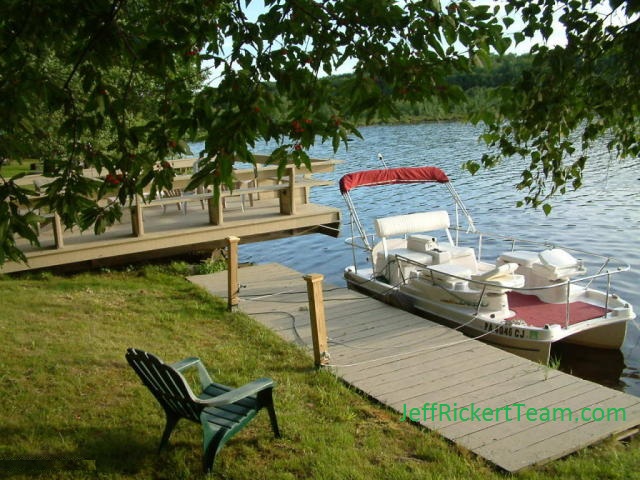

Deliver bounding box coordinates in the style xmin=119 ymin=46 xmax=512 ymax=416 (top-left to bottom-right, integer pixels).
xmin=212 ymin=122 xmax=640 ymax=396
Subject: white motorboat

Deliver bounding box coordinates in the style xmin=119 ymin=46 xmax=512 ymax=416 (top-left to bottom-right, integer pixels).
xmin=340 ymin=166 xmax=635 ymax=363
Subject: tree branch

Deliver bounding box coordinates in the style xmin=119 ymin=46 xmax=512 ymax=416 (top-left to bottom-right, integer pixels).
xmin=0 ymin=0 xmax=34 ymax=57
xmin=63 ymin=0 xmax=127 ymax=91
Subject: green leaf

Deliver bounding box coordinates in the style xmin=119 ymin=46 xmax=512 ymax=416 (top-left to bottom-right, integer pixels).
xmin=463 ymin=161 xmax=480 ymax=175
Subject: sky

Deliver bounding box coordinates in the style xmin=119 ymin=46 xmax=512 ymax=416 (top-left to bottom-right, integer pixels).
xmin=239 ymin=0 xmax=568 ymax=56
xmin=205 ymin=0 xmax=557 ymax=84
xmin=240 ymin=0 xmax=637 ymax=54
xmin=208 ymin=0 xmax=635 ymax=83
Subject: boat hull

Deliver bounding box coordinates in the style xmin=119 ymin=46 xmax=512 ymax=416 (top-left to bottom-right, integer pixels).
xmin=403 ymin=298 xmax=554 ymax=363
xmin=344 ymin=268 xmax=629 ymax=364
xmin=559 ymin=320 xmax=627 ymax=349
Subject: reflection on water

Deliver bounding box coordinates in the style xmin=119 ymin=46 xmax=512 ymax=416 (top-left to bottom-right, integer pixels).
xmin=202 ymin=122 xmax=640 ymax=397
xmin=552 ymin=343 xmax=626 ymax=391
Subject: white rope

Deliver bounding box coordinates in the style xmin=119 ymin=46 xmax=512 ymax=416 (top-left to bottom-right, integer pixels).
xmin=328 ymin=326 xmax=463 ymax=350
xmin=242 ymin=289 xmax=302 ymax=301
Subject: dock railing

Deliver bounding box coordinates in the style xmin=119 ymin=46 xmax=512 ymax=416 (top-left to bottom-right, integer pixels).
xmin=16 ymin=158 xmax=338 ymax=247
xmin=344 ymin=222 xmax=631 ymax=329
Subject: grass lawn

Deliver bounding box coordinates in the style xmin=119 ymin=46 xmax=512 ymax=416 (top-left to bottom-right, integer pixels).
xmin=0 ymin=265 xmax=638 ymax=479
xmin=1 ymin=160 xmax=36 ymax=178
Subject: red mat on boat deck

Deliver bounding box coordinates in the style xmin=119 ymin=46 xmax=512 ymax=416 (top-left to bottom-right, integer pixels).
xmin=506 ymin=292 xmax=609 ymax=327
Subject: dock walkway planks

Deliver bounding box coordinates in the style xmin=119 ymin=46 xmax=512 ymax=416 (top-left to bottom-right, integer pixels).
xmin=188 ymin=263 xmax=640 ymax=473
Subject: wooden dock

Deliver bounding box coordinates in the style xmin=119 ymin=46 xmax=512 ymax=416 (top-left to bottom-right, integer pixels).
xmin=2 ymin=160 xmax=340 ymax=273
xmin=188 ymin=263 xmax=640 ymax=473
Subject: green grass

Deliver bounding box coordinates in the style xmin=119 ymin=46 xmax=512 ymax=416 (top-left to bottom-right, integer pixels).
xmin=0 ymin=160 xmax=37 ymax=178
xmin=1 ymin=265 xmax=639 ymax=479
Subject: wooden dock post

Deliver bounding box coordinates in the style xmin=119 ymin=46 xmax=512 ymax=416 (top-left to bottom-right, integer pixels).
xmin=279 ymin=166 xmax=296 ymax=215
xmin=208 ymin=194 xmax=223 ymax=225
xmin=131 ymin=195 xmax=144 ymax=237
xmin=303 ymin=273 xmax=329 ymax=367
xmin=52 ymin=212 xmax=64 ymax=249
xmin=227 ymin=236 xmax=240 ymax=311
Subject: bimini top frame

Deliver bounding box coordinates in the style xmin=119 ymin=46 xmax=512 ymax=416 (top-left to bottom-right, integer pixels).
xmin=339 ymin=166 xmax=475 ymax=250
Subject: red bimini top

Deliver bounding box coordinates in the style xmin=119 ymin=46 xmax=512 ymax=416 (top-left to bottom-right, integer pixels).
xmin=339 ymin=166 xmax=449 ymax=195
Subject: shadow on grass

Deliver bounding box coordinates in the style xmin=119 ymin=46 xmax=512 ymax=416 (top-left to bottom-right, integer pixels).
xmin=0 ymin=426 xmax=164 ymax=477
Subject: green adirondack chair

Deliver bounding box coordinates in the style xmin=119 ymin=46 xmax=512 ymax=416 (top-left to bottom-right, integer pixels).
xmin=125 ymin=348 xmax=281 ymax=473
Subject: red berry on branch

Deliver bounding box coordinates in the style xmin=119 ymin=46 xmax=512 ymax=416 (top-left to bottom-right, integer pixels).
xmin=105 ymin=174 xmax=120 ymax=186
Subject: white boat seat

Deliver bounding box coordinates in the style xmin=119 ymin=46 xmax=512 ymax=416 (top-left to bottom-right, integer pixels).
xmin=437 ymin=243 xmax=475 ymax=261
xmin=376 ymin=211 xmax=454 ymax=260
xmin=532 ymin=248 xmax=586 ymax=281
xmin=470 ymin=262 xmax=525 ymax=290
xmin=423 ymin=264 xmax=472 ymax=289
xmin=498 ymin=249 xmax=584 ymax=302
xmin=374 ymin=248 xmax=435 ymax=285
xmin=375 ymin=211 xmax=450 ymax=238
xmin=498 ymin=250 xmax=540 ymax=268
xmin=373 ymin=210 xmax=477 ymax=281
xmin=406 ymin=234 xmax=476 ymax=268
xmin=381 ymin=249 xmax=435 ymax=266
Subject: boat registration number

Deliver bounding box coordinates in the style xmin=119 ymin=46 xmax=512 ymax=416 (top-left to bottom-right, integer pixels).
xmin=483 ymin=322 xmax=526 ymax=338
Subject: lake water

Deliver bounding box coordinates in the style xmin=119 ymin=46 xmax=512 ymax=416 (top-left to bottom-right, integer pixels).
xmin=200 ymin=122 xmax=640 ymax=396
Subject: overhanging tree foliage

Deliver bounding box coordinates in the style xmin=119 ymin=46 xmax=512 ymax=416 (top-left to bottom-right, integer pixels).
xmin=0 ymin=0 xmax=508 ymax=264
xmin=466 ymin=0 xmax=640 ymax=213
xmin=0 ymin=0 xmax=638 ymax=265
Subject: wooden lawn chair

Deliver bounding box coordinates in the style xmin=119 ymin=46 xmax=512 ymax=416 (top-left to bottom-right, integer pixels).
xmin=125 ymin=348 xmax=281 ymax=473
xmin=161 ymin=189 xmax=186 ymax=214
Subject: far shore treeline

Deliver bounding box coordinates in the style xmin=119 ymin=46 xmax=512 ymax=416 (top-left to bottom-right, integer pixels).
xmin=354 ymin=53 xmax=534 ymax=125
xmin=232 ymin=53 xmax=535 ymax=131
xmin=188 ymin=53 xmax=532 ymax=135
